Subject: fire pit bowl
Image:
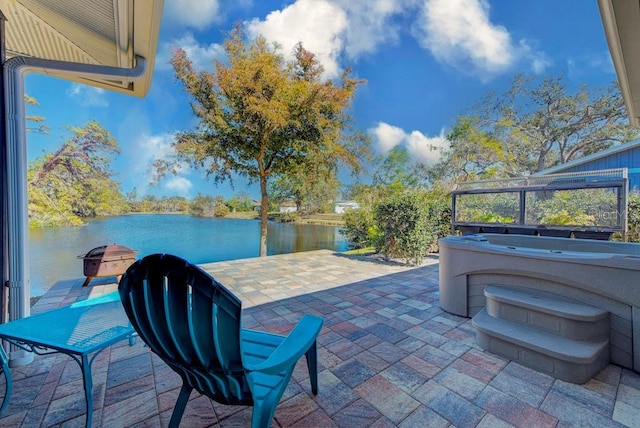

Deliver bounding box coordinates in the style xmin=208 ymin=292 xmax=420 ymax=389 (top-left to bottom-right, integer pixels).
xmin=79 ymin=244 xmax=137 ymax=287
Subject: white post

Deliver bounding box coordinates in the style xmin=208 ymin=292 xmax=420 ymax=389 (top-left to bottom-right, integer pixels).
xmin=3 ymin=57 xmax=32 ymax=366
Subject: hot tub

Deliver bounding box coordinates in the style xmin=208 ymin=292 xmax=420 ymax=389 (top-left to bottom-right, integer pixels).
xmin=439 ymin=234 xmax=640 ymax=371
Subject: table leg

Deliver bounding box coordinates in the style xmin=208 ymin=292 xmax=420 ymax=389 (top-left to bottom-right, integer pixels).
xmin=0 ymin=347 xmax=11 ymax=414
xmin=81 ymin=354 xmax=93 ymax=428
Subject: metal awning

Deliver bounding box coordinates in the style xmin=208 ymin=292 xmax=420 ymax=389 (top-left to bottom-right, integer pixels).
xmin=598 ymin=0 xmax=640 ymax=128
xmin=0 ymin=0 xmax=163 ymax=96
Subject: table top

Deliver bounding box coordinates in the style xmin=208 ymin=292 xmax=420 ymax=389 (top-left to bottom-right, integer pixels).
xmin=0 ymin=292 xmax=133 ymax=355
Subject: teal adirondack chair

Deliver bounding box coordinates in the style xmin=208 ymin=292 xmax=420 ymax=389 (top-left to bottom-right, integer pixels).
xmin=118 ymin=254 xmax=323 ymax=428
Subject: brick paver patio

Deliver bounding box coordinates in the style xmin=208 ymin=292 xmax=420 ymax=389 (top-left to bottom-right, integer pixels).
xmin=0 ymin=249 xmax=638 ymax=427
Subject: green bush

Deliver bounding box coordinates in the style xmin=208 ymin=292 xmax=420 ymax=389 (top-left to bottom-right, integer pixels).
xmin=423 ymin=192 xmax=452 ymax=253
xmin=627 ymin=192 xmax=640 ymax=242
xmin=341 ymin=207 xmax=379 ymax=249
xmin=455 ymin=192 xmax=519 ymax=224
xmin=375 ymin=191 xmax=451 ymax=265
xmin=527 ymin=189 xmax=614 ymax=227
xmin=214 ymin=202 xmax=231 ymax=217
xmin=376 ymin=194 xmax=427 ymax=265
xmin=341 ymin=190 xmax=451 ymax=261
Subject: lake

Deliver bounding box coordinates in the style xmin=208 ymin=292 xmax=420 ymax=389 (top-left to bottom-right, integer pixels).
xmin=28 ymin=214 xmax=349 ymax=297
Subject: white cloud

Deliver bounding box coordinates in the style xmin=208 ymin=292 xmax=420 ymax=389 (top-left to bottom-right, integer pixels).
xmin=246 ymin=0 xmax=348 ymax=79
xmin=67 ymin=84 xmax=109 ymax=107
xmin=156 ymin=33 xmax=225 ymax=72
xmin=370 ymin=122 xmax=449 ymax=166
xmin=133 ymin=133 xmax=192 ymax=195
xmin=165 ymin=176 xmax=193 ymax=194
xmin=371 ymin=122 xmax=407 ymax=153
xmin=163 ymin=0 xmax=221 ymax=30
xmin=517 ymin=40 xmax=552 ymax=74
xmin=244 ymin=0 xmax=419 ymax=79
xmin=137 ymin=133 xmax=176 ymax=165
xmin=414 ymin=0 xmax=548 ymax=80
xmin=335 ymin=0 xmax=418 ymax=59
xmin=405 ymin=129 xmax=449 ymax=166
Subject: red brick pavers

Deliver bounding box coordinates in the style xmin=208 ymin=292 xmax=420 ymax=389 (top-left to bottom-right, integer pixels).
xmin=0 ymin=249 xmax=639 ymax=427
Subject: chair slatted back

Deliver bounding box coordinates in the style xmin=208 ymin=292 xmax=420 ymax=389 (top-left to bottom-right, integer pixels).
xmin=119 ymin=254 xmax=253 ymax=405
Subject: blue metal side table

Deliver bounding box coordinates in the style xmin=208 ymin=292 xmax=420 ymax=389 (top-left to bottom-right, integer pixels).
xmin=0 ymin=292 xmax=134 ymax=427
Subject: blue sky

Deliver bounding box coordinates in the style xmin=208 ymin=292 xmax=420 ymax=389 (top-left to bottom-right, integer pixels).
xmin=24 ymin=0 xmax=617 ymax=201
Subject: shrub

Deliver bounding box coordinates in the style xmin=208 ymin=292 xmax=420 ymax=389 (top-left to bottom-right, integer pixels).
xmin=341 ymin=189 xmax=451 ymax=260
xmin=341 ymin=207 xmax=379 ymax=249
xmin=423 ymin=192 xmax=452 ymax=252
xmin=455 ymin=192 xmax=519 ymax=224
xmin=627 ymin=192 xmax=640 ymax=242
xmin=375 ymin=192 xmax=431 ymax=265
xmin=528 ymin=189 xmax=615 ymax=227
xmin=214 ymin=202 xmax=231 ymax=217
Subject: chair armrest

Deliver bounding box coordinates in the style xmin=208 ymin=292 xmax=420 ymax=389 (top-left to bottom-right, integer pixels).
xmin=243 ymin=314 xmax=323 ymax=374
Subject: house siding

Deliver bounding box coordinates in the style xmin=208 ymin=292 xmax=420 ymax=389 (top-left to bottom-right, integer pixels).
xmin=552 ymin=146 xmax=640 ymax=190
xmin=536 ymin=139 xmax=640 ymax=192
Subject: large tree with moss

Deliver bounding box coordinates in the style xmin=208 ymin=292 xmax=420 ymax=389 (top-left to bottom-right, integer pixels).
xmin=164 ymin=26 xmax=369 ymax=256
xmin=431 ymin=74 xmax=638 ymax=184
xmin=28 ymin=121 xmax=127 ymax=226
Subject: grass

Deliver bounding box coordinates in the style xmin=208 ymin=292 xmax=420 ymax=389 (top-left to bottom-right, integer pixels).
xmin=342 ymin=247 xmax=376 ymax=256
xmin=225 ymin=211 xmax=259 ymax=219
xmin=297 ymin=213 xmax=344 ymax=226
xmin=225 ymin=211 xmax=345 ymax=226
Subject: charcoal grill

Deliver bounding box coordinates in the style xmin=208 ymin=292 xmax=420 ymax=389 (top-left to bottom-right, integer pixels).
xmin=79 ymin=244 xmax=137 ymax=287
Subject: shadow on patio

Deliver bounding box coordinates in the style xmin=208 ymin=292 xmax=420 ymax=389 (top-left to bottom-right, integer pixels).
xmin=0 ymin=250 xmax=638 ymax=427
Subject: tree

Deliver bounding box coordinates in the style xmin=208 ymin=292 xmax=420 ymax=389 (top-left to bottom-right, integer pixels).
xmin=373 ymin=146 xmax=423 ymax=197
xmin=626 ymin=192 xmax=640 ymax=242
xmin=136 ymin=195 xmax=157 ymax=213
xmin=189 ymin=194 xmax=214 ymax=217
xmin=164 ymin=25 xmax=369 ymax=256
xmin=497 ymin=74 xmax=637 ymax=172
xmin=28 ymin=121 xmax=126 ymax=226
xmin=269 ymin=156 xmax=341 ymax=215
xmin=433 ymin=73 xmax=638 ymax=183
xmin=25 ymin=94 xmax=49 ymax=135
xmin=227 ymin=191 xmax=255 ymax=212
xmin=190 ymin=193 xmax=229 ymax=217
xmin=161 ymin=196 xmax=190 ymax=213
xmin=304 ymin=165 xmax=341 ymax=213
xmin=429 ymin=116 xmax=505 ymax=184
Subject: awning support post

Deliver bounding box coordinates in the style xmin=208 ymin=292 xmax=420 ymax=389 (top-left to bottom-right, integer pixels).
xmin=2 ymin=56 xmax=146 ymax=366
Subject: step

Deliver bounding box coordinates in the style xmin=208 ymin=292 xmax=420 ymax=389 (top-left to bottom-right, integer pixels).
xmin=473 ymin=308 xmax=609 ymax=384
xmin=484 ymin=285 xmax=609 ymax=341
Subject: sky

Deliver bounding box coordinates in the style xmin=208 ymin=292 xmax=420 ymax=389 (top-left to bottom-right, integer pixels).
xmin=24 ymin=0 xmax=618 ymax=201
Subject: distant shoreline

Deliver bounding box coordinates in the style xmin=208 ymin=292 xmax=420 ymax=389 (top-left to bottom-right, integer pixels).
xmin=127 ymin=211 xmax=345 ymax=227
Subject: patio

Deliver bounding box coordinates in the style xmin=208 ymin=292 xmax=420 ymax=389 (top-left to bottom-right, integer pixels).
xmin=0 ymin=249 xmax=638 ymax=427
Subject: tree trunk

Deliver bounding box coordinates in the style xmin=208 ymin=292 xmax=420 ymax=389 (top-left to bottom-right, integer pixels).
xmin=259 ymin=175 xmax=269 ymax=257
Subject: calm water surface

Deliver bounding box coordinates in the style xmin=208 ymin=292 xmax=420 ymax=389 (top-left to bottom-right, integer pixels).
xmin=29 ymin=214 xmax=348 ymax=297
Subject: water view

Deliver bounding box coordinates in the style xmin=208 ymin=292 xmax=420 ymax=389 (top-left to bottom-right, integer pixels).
xmin=29 ymin=214 xmax=349 ymax=297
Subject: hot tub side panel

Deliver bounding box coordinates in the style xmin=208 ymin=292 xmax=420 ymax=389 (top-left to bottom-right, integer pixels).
xmin=438 ymin=235 xmax=640 ymax=371
xmin=438 ymin=240 xmax=470 ymax=317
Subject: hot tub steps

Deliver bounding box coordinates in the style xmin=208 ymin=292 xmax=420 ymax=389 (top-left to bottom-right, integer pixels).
xmin=472 ymin=285 xmax=610 ymax=384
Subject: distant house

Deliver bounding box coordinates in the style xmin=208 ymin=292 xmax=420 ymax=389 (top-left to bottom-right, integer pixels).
xmin=334 ymin=201 xmax=360 ymax=214
xmin=279 ymin=200 xmax=297 ymax=213
xmin=535 ymin=138 xmax=640 ymax=190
